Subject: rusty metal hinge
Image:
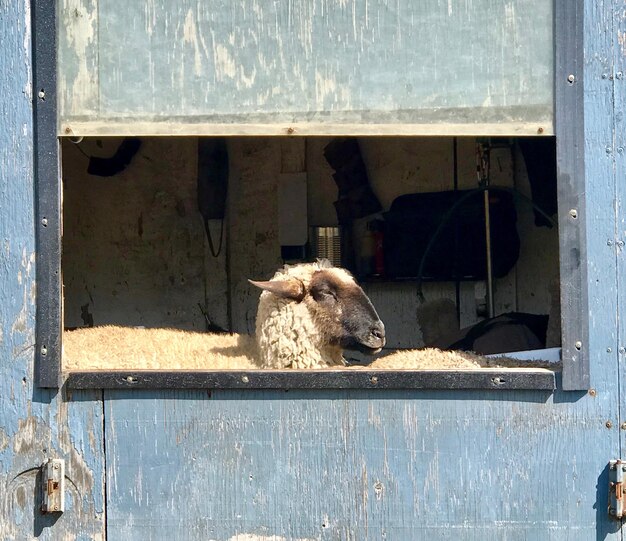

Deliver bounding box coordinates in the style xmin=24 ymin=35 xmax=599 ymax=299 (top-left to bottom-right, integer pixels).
xmin=609 ymin=460 xmax=626 ymax=519
xmin=40 ymin=458 xmax=64 ymax=514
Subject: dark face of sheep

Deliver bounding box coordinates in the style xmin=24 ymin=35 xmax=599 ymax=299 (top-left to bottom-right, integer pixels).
xmin=250 ymin=267 xmax=386 ymax=354
xmin=308 ymin=269 xmax=386 ymax=353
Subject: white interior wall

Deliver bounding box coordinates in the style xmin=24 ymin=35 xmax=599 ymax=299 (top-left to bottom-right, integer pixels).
xmin=62 ymin=137 xmax=228 ymax=331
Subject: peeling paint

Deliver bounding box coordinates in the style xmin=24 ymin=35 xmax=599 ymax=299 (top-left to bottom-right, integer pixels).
xmin=217 ymin=533 xmax=320 ymax=541
xmin=0 ymin=428 xmax=9 ymax=452
xmin=57 ymin=0 xmax=554 ymax=135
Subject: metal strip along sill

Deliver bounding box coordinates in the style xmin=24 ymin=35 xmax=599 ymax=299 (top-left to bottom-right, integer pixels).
xmin=64 ymin=368 xmax=556 ymax=391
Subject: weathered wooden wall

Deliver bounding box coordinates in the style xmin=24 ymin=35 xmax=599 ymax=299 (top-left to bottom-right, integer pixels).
xmin=98 ymin=0 xmax=625 ymax=537
xmin=56 ymin=0 xmax=554 ymax=136
xmin=1 ymin=0 xmax=625 ymax=539
xmin=0 ymin=1 xmax=105 ymax=538
xmin=62 ymin=137 xmax=228 ymax=331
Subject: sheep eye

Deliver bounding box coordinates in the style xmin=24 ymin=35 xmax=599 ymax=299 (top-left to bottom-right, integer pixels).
xmin=312 ymin=286 xmax=337 ymax=302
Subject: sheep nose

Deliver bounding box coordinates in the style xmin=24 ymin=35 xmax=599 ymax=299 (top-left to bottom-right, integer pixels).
xmin=370 ymin=322 xmax=386 ymax=344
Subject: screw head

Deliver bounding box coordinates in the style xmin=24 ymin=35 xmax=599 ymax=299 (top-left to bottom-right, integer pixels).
xmin=241 ymin=375 xmax=249 ymax=383
xmin=608 ymin=347 xmax=613 ymax=353
xmin=40 ymin=346 xmax=47 ymax=356
xmin=537 ymin=127 xmax=544 ymax=134
xmin=619 ymin=347 xmax=625 ymax=355
xmin=618 ymin=147 xmax=624 ymax=154
xmin=602 ymin=73 xmax=608 ymax=79
xmin=38 ymin=90 xmax=45 ymax=99
xmin=286 ymin=127 xmax=295 ymax=135
xmin=575 ymin=341 xmax=583 ymax=350
xmin=608 ymin=239 xmax=614 ymax=246
xmin=617 ymin=72 xmax=623 ymax=80
xmin=569 ymin=209 xmax=578 ymax=219
xmin=41 ymin=218 xmax=48 ymax=227
xmin=567 ymin=74 xmax=576 ymax=83
xmin=64 ymin=127 xmax=72 ymax=134
xmin=607 ymin=420 xmax=614 ymax=429
xmin=370 ymin=376 xmax=378 ymax=385
xmin=589 ymin=389 xmax=597 ymax=397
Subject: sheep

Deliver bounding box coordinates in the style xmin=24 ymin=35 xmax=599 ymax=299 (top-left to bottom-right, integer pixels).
xmin=251 ymin=259 xmax=385 ymax=368
xmin=63 ymin=260 xmax=386 ymax=371
xmin=62 ymin=260 xmax=556 ymax=372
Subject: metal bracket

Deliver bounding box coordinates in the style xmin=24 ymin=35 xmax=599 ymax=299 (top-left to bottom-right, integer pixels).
xmin=41 ymin=459 xmax=65 ymax=514
xmin=609 ymin=460 xmax=625 ymax=518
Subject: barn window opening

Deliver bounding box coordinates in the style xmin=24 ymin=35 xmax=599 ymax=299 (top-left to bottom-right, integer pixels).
xmin=33 ymin=0 xmax=585 ymax=389
xmin=60 ymin=135 xmax=561 ymax=376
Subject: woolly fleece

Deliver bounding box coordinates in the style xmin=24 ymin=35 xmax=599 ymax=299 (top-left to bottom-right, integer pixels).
xmin=255 ymin=261 xmax=358 ymax=368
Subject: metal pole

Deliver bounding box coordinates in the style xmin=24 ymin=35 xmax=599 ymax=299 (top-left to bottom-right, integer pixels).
xmin=483 ymin=187 xmax=495 ymax=318
xmin=477 ymin=142 xmax=495 ymax=319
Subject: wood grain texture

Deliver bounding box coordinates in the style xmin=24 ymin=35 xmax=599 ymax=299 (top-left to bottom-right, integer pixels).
xmin=57 ymin=0 xmax=554 ymax=135
xmin=1 ymin=0 xmax=621 ymax=538
xmin=103 ymin=387 xmax=616 ymax=541
xmin=613 ymin=0 xmax=626 ymax=457
xmin=61 ymin=138 xmax=224 ymax=331
xmin=100 ymin=1 xmax=622 ymax=539
xmin=0 ymin=1 xmax=105 ymax=538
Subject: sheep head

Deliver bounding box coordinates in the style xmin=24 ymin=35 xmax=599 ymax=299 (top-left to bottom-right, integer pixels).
xmin=250 ymin=261 xmax=385 ymax=369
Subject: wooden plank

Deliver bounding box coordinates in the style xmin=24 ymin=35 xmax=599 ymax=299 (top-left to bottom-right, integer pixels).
xmin=613 ymin=0 xmax=626 ymax=455
xmin=103 ymin=387 xmax=615 ymax=540
xmin=66 ymin=368 xmax=556 ymax=391
xmin=60 ymin=120 xmax=553 ymax=138
xmin=0 ymin=1 xmax=105 ymax=537
xmin=556 ymin=0 xmax=590 ymax=389
xmin=58 ymin=0 xmax=554 ymax=134
xmin=33 ymin=0 xmax=61 ymax=387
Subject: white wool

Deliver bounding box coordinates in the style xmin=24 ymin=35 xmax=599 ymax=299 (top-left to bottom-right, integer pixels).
xmin=370 ymin=348 xmax=558 ymax=370
xmin=63 ymin=326 xmax=259 ymax=371
xmin=62 ymin=262 xmax=558 ymax=372
xmin=255 ymin=261 xmax=350 ymax=369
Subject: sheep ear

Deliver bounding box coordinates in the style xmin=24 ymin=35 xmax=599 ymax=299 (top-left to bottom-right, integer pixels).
xmin=248 ymin=278 xmax=306 ymax=302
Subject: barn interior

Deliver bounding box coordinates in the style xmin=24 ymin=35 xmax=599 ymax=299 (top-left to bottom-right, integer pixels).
xmin=60 ymin=135 xmax=561 ymax=370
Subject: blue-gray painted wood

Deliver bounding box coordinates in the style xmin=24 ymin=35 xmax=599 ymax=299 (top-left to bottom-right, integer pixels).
xmin=555 ymin=0 xmax=589 ymax=390
xmin=104 ymin=388 xmax=618 ymax=541
xmin=0 ymin=0 xmax=105 ymax=538
xmin=99 ymin=1 xmax=624 ymax=539
xmin=33 ymin=0 xmax=62 ymax=387
xmin=1 ymin=0 xmax=624 ymax=539
xmin=614 ymin=0 xmax=626 ymax=464
xmin=57 ymin=0 xmax=553 ymax=134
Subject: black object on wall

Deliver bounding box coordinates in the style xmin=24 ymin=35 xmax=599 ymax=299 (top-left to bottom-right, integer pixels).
xmin=87 ymin=137 xmax=142 ymax=177
xmin=197 ymin=138 xmax=229 ymax=257
xmin=383 ymin=188 xmax=520 ymax=280
xmin=323 ymin=138 xmax=382 ymax=224
xmin=517 ymin=137 xmax=558 ymax=228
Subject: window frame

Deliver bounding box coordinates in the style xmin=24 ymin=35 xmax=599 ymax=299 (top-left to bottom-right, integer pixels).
xmin=35 ymin=0 xmax=584 ymax=391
